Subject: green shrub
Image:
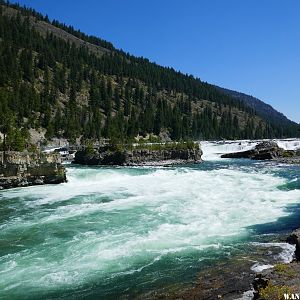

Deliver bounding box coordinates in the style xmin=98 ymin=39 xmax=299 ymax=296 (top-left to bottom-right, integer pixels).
xmin=148 ymin=134 xmax=161 ymax=143
xmin=28 ymin=144 xmax=39 ymax=153
xmin=260 ymin=283 xmax=292 ymax=300
xmin=85 ymin=142 xmax=95 ymax=155
xmin=108 ymin=142 xmax=125 ymax=152
xmin=282 ymin=151 xmax=294 ymax=158
xmin=274 ymin=263 xmax=296 ymax=277
xmin=132 ymin=141 xmax=200 ymax=151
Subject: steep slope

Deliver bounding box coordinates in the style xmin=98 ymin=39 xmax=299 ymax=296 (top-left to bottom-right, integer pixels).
xmin=0 ymin=1 xmax=299 ymax=151
xmin=217 ymin=86 xmax=298 ymax=126
xmin=1 ymin=3 xmax=110 ymax=57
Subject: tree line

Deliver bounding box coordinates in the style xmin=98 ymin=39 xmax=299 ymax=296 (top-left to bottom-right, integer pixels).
xmin=0 ymin=1 xmax=299 ymax=150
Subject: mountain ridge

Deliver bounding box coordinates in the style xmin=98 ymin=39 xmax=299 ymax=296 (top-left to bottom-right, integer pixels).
xmin=0 ymin=0 xmax=299 ymax=151
xmin=216 ymin=86 xmax=297 ymax=125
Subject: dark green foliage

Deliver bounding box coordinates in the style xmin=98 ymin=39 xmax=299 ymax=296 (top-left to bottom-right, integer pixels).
xmin=0 ymin=112 xmax=29 ymax=151
xmin=0 ymin=1 xmax=299 ymax=145
xmin=128 ymin=141 xmax=200 ymax=151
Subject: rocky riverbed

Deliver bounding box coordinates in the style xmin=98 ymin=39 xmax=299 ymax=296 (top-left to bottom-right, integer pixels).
xmin=0 ymin=151 xmax=66 ymax=189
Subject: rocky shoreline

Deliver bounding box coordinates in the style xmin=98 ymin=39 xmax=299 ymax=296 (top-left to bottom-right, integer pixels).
xmin=136 ymin=229 xmax=300 ymax=300
xmin=274 ymin=157 xmax=300 ymax=165
xmin=252 ymin=229 xmax=300 ymax=299
xmin=0 ymin=151 xmax=67 ymax=190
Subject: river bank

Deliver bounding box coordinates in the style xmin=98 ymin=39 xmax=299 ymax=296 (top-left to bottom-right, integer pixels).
xmin=138 ymin=231 xmax=299 ymax=300
xmin=0 ymin=151 xmax=66 ymax=189
xmin=252 ymin=229 xmax=300 ymax=299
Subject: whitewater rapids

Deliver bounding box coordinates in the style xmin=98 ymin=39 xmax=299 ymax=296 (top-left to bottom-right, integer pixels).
xmin=0 ymin=139 xmax=300 ymax=299
xmin=201 ymin=138 xmax=300 ymax=160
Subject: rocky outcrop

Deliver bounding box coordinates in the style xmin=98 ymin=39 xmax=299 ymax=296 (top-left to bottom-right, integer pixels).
xmin=252 ymin=229 xmax=300 ymax=299
xmin=0 ymin=151 xmax=66 ymax=190
xmin=221 ymin=141 xmax=296 ymax=160
xmin=73 ymin=145 xmax=202 ymax=166
xmin=287 ymin=229 xmax=300 ymax=261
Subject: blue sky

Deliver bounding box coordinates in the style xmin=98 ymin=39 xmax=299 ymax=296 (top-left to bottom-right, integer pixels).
xmin=11 ymin=0 xmax=300 ymax=123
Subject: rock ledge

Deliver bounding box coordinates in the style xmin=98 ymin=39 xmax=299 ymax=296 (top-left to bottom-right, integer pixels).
xmin=73 ymin=144 xmax=202 ymax=166
xmin=0 ymin=151 xmax=66 ymax=190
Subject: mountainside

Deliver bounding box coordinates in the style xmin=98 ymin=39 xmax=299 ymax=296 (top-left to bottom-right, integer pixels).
xmin=217 ymin=86 xmax=296 ymax=126
xmin=0 ymin=1 xmax=299 ymax=151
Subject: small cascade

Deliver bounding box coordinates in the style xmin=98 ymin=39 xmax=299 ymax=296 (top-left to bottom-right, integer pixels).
xmin=201 ymin=139 xmax=300 ymax=161
xmin=277 ymin=139 xmax=300 ymax=151
xmin=201 ymin=140 xmax=257 ymax=160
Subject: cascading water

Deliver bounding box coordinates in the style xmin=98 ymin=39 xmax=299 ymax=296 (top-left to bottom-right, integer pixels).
xmin=201 ymin=138 xmax=300 ymax=161
xmin=0 ymin=139 xmax=300 ymax=299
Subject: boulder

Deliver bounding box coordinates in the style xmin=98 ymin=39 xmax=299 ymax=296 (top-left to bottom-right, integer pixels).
xmin=252 ymin=274 xmax=269 ymax=300
xmin=221 ymin=141 xmax=291 ymax=160
xmin=287 ymin=229 xmax=300 ymax=260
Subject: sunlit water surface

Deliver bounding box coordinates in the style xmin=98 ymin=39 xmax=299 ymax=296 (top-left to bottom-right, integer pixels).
xmin=0 ymin=140 xmax=300 ymax=299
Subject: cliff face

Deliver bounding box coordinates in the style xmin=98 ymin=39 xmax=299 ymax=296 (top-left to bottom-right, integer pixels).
xmin=0 ymin=151 xmax=67 ymax=190
xmin=73 ymin=147 xmax=202 ymax=166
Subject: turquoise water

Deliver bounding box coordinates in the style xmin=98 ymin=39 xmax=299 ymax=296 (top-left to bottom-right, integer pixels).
xmin=0 ymin=159 xmax=300 ymax=299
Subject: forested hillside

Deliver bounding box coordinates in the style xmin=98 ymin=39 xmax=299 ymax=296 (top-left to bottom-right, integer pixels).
xmin=0 ymin=1 xmax=299 ymax=150
xmin=217 ymin=87 xmax=297 ymax=128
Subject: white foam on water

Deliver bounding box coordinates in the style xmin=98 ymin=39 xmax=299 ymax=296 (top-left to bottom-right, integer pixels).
xmin=277 ymin=139 xmax=300 ymax=151
xmin=251 ymin=263 xmax=274 ymax=273
xmin=0 ymin=164 xmax=300 ymax=295
xmin=251 ymin=242 xmax=296 ymax=263
xmin=201 ymin=138 xmax=300 ymax=161
xmin=250 ymin=242 xmax=296 ymax=274
xmin=201 ymin=140 xmax=257 ymax=161
xmin=236 ymin=289 xmax=255 ymax=300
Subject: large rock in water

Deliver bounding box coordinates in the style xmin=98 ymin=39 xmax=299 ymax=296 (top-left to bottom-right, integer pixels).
xmin=73 ymin=145 xmax=202 ymax=166
xmin=0 ymin=151 xmax=66 ymax=190
xmin=287 ymin=229 xmax=300 ymax=261
xmin=221 ymin=141 xmax=295 ymax=160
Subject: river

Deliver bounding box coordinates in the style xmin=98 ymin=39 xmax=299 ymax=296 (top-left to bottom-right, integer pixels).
xmin=0 ymin=139 xmax=300 ymax=299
